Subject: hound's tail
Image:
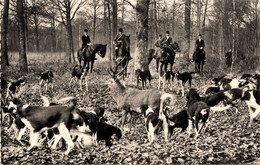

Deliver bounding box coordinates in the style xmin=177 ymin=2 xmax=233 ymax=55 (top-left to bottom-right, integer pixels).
xmin=159 ymin=93 xmax=175 ymax=120
xmin=210 ymin=104 xmax=232 ymax=111
xmin=57 ymin=96 xmax=77 ymax=108
xmin=41 ymin=95 xmax=50 ymax=107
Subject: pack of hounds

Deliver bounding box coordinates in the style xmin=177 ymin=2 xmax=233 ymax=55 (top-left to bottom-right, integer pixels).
xmin=1 ymin=65 xmax=260 ymax=155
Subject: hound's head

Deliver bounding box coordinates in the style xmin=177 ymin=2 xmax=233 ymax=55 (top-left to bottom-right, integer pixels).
xmin=186 ymin=88 xmax=200 ymax=107
xmin=135 ymin=69 xmax=142 ymax=77
xmin=47 ymin=71 xmax=54 ymax=78
xmin=8 ymin=98 xmax=23 ymax=115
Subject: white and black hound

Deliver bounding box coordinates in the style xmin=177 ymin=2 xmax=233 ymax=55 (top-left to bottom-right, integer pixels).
xmin=138 ymin=104 xmax=168 ymax=143
xmin=175 ymin=72 xmax=195 ymax=96
xmin=186 ymin=88 xmax=233 ymax=111
xmin=39 ymin=71 xmax=54 ymax=91
xmin=225 ymin=88 xmax=260 ymax=127
xmin=185 ymin=88 xmax=235 ymax=138
xmin=163 ymin=107 xmax=189 ymax=138
xmin=7 ymin=96 xmax=90 ymax=155
xmin=4 ymin=77 xmax=25 ymax=100
xmin=158 ymin=71 xmax=175 ymax=91
xmin=69 ymin=65 xmax=88 ymax=91
xmin=73 ymin=107 xmax=105 ymax=147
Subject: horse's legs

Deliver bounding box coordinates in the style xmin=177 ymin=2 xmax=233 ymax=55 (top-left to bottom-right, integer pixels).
xmin=125 ymin=59 xmax=129 ymax=77
xmin=156 ymin=59 xmax=160 ymax=72
xmin=86 ymin=61 xmax=90 ymax=73
xmin=170 ymin=62 xmax=174 ymax=72
xmin=195 ymin=62 xmax=198 ymax=73
xmin=201 ymin=61 xmax=205 ymax=73
xmin=160 ymin=62 xmax=164 ymax=75
xmin=164 ymin=62 xmax=168 ymax=73
xmin=90 ymin=60 xmax=94 ymax=73
xmin=197 ymin=61 xmax=201 ymax=73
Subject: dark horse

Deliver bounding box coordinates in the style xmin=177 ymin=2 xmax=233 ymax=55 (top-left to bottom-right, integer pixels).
xmin=115 ymin=35 xmax=131 ymax=77
xmin=77 ymin=44 xmax=107 ymax=73
xmin=193 ymin=48 xmax=206 ymax=73
xmin=148 ymin=42 xmax=180 ymax=72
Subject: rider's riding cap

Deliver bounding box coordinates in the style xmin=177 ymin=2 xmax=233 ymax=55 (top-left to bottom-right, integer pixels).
xmin=119 ymin=28 xmax=123 ymax=32
xmin=166 ymin=31 xmax=170 ymax=34
xmin=84 ymin=29 xmax=88 ymax=33
xmin=159 ymin=34 xmax=162 ymax=37
xmin=198 ymin=34 xmax=202 ymax=37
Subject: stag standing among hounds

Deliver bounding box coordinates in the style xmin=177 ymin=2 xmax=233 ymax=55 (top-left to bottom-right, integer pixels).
xmin=107 ymin=61 xmax=176 ymax=141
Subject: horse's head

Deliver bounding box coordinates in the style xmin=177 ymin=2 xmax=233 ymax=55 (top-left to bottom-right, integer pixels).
xmin=172 ymin=42 xmax=181 ymax=53
xmin=97 ymin=44 xmax=107 ymax=58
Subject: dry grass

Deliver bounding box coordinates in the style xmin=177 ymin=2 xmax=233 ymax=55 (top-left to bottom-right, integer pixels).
xmin=8 ymin=52 xmax=67 ymax=65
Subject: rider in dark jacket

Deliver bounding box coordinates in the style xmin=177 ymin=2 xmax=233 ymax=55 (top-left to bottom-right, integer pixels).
xmin=161 ymin=31 xmax=173 ymax=57
xmin=114 ymin=28 xmax=126 ymax=58
xmin=193 ymin=34 xmax=205 ymax=62
xmin=195 ymin=34 xmax=205 ymax=52
xmin=81 ymin=29 xmax=92 ymax=52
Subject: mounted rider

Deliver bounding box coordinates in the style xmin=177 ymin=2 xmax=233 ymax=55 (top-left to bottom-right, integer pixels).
xmin=154 ymin=34 xmax=163 ymax=56
xmin=161 ymin=31 xmax=173 ymax=57
xmin=193 ymin=34 xmax=205 ymax=62
xmin=81 ymin=29 xmax=92 ymax=54
xmin=114 ymin=28 xmax=126 ymax=58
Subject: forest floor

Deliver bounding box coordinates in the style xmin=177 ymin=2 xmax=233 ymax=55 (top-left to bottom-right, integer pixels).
xmin=1 ymin=54 xmax=260 ymax=164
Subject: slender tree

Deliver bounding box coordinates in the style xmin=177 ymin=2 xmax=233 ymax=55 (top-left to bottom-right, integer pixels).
xmin=17 ymin=0 xmax=28 ymax=73
xmin=53 ymin=0 xmax=85 ymax=63
xmin=231 ymin=0 xmax=235 ymax=71
xmin=106 ymin=0 xmax=112 ymax=60
xmin=127 ymin=0 xmax=150 ymax=71
xmin=111 ymin=0 xmax=117 ymax=60
xmin=1 ymin=0 xmax=10 ymax=70
xmin=185 ymin=0 xmax=191 ymax=60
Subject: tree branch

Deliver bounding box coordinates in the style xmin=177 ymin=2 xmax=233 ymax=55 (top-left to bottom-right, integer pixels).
xmin=125 ymin=0 xmax=136 ymax=9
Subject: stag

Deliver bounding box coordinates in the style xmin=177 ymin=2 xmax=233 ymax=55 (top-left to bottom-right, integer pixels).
xmin=107 ymin=60 xmax=177 ymax=142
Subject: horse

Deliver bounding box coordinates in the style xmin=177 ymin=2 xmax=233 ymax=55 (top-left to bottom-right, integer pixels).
xmin=77 ymin=44 xmax=107 ymax=73
xmin=148 ymin=42 xmax=180 ymax=73
xmin=193 ymin=48 xmax=206 ymax=74
xmin=115 ymin=35 xmax=131 ymax=78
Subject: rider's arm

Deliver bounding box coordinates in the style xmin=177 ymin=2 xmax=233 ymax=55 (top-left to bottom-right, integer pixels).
xmin=202 ymin=40 xmax=205 ymax=48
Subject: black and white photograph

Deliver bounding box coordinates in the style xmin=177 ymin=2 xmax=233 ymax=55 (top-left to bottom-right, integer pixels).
xmin=1 ymin=0 xmax=260 ymax=164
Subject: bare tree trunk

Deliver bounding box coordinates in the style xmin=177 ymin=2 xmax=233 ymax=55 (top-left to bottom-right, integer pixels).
xmin=34 ymin=15 xmax=40 ymax=52
xmin=153 ymin=0 xmax=158 ymax=39
xmin=197 ymin=0 xmax=201 ymax=33
xmin=231 ymin=0 xmax=235 ymax=71
xmin=106 ymin=0 xmax=112 ymax=60
xmin=93 ymin=0 xmax=97 ymax=43
xmin=24 ymin=0 xmax=29 ymax=52
xmin=17 ymin=0 xmax=28 ymax=73
xmin=255 ymin=0 xmax=259 ymax=57
xmin=111 ymin=0 xmax=117 ymax=60
xmin=219 ymin=7 xmax=223 ymax=62
xmin=212 ymin=28 xmax=214 ymax=57
xmin=172 ymin=0 xmax=175 ymax=37
xmin=135 ymin=0 xmax=150 ymax=71
xmin=51 ymin=10 xmax=56 ymax=52
xmin=1 ymin=0 xmax=10 ymax=70
xmin=104 ymin=1 xmax=107 ymax=45
xmin=202 ymin=0 xmax=208 ymax=35
xmin=122 ymin=0 xmax=125 ymax=27
xmin=185 ymin=0 xmax=191 ymax=61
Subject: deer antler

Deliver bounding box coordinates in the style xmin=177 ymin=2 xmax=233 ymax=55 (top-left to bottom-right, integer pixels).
xmin=108 ymin=57 xmax=128 ymax=79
